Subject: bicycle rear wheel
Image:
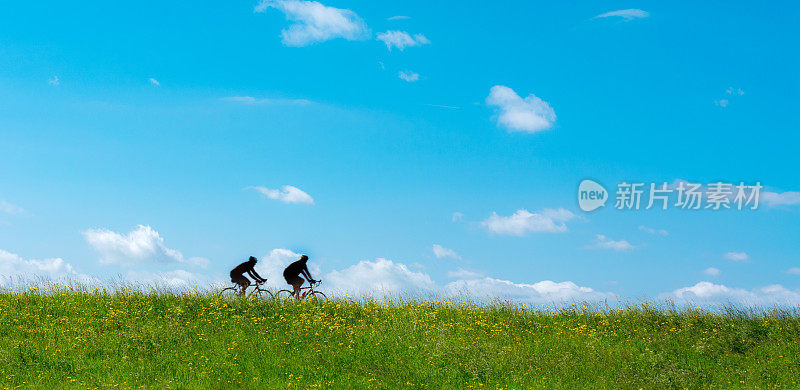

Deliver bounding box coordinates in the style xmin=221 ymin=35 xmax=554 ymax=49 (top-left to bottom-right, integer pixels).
xmin=275 ymin=289 xmax=296 ymax=301
xmin=218 ymin=286 xmax=241 ymax=299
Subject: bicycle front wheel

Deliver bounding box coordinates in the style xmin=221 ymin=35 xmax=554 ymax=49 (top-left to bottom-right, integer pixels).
xmin=306 ymin=291 xmax=328 ymax=303
xmin=250 ymin=288 xmax=274 ymax=300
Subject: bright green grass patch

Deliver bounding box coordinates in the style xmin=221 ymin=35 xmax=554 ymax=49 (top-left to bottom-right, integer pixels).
xmin=1 ymin=287 xmax=799 ymax=389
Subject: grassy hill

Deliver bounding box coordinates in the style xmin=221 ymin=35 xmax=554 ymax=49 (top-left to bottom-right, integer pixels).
xmin=1 ymin=286 xmax=799 ymax=388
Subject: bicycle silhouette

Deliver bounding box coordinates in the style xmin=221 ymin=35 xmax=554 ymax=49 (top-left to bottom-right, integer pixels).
xmin=275 ymin=280 xmax=327 ymax=302
xmin=217 ymin=280 xmax=274 ymax=299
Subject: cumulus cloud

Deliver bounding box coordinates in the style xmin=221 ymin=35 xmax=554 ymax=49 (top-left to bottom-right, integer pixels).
xmin=376 ymin=30 xmax=430 ymax=51
xmin=82 ymin=225 xmax=209 ymax=267
xmin=221 ymin=96 xmax=312 ymax=105
xmin=591 ymin=234 xmax=635 ymax=251
xmin=326 ymin=258 xmax=435 ymax=297
xmin=0 ymin=249 xmax=95 ymax=286
xmin=703 ymin=267 xmax=721 ymax=277
xmin=638 ymin=225 xmax=668 ymax=236
xmin=255 ymin=0 xmax=370 ymax=46
xmin=248 ymin=185 xmax=314 ymax=204
xmin=724 ymin=252 xmax=749 ymax=262
xmin=445 ymin=277 xmax=615 ymax=304
xmin=432 ymin=244 xmax=460 ymax=260
xmin=398 ymin=70 xmax=419 ymax=82
xmin=594 ymin=9 xmax=650 ymax=21
xmin=482 ymin=208 xmax=576 ymax=236
xmin=661 ymin=282 xmax=800 ymax=306
xmin=0 ymin=200 xmax=23 ymax=215
xmin=762 ymin=191 xmax=800 ymax=207
xmin=486 ymin=85 xmax=556 ymax=133
xmin=148 ymin=78 xmax=160 ymax=86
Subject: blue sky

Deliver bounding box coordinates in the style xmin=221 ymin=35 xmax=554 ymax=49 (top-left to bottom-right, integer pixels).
xmin=1 ymin=0 xmax=798 ymax=304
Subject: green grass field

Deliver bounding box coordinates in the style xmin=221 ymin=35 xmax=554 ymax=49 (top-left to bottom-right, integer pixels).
xmin=1 ymin=285 xmax=799 ymax=389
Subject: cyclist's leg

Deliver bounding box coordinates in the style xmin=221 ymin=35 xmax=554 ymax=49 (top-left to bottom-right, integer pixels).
xmin=232 ymin=275 xmax=250 ymax=296
xmin=289 ymin=276 xmax=304 ymax=298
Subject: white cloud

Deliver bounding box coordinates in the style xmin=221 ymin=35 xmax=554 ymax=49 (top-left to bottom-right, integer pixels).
xmin=432 ymin=244 xmax=460 ymax=260
xmin=445 ymin=277 xmax=615 ymax=304
xmin=715 ymin=99 xmax=729 ymax=107
xmin=703 ymin=267 xmax=721 ymax=276
xmin=126 ymin=269 xmax=216 ymax=289
xmin=248 ymin=185 xmax=314 ymax=204
xmin=451 ymin=212 xmax=464 ymax=222
xmin=82 ymin=225 xmax=209 ymax=267
xmin=786 ymin=268 xmax=800 ymax=275
xmin=762 ymin=191 xmax=800 ymax=207
xmin=486 ymin=85 xmax=556 ymax=133
xmin=221 ymin=96 xmax=312 ymax=105
xmin=326 ymin=258 xmax=435 ymax=297
xmin=0 ymin=200 xmax=23 ymax=215
xmin=48 ymin=76 xmax=59 ymax=86
xmin=726 ymin=87 xmax=745 ymax=96
xmin=591 ymin=234 xmax=635 ymax=251
xmin=724 ymin=252 xmax=749 ymax=262
xmin=594 ymin=9 xmax=650 ymax=21
xmin=446 ymin=268 xmax=483 ymax=279
xmin=148 ymin=78 xmax=160 ymax=86
xmin=661 ymin=282 xmax=800 ymax=306
xmin=482 ymin=208 xmax=576 ymax=236
xmin=638 ymin=225 xmax=668 ymax=236
xmin=0 ymin=249 xmax=95 ymax=286
xmin=398 ymin=70 xmax=419 ymax=82
xmin=376 ymin=30 xmax=430 ymax=51
xmin=255 ymin=0 xmax=370 ymax=46
xmin=387 ymin=15 xmax=410 ymax=21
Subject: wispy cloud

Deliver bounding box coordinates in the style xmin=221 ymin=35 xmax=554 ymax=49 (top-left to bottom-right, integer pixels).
xmin=638 ymin=225 xmax=668 ymax=236
xmin=432 ymin=244 xmax=461 ymax=260
xmin=482 ymin=208 xmax=576 ymax=236
xmin=82 ymin=225 xmax=209 ymax=267
xmin=376 ymin=30 xmax=430 ymax=51
xmin=704 ymin=267 xmax=721 ymax=276
xmin=786 ymin=268 xmax=800 ymax=275
xmin=590 ymin=234 xmax=635 ymax=251
xmin=486 ymin=85 xmax=556 ymax=133
xmin=594 ymin=9 xmax=650 ymax=21
xmin=221 ymin=96 xmax=312 ymax=105
xmin=398 ymin=70 xmax=419 ymax=82
xmin=724 ymin=252 xmax=750 ymax=262
xmin=148 ymin=78 xmax=160 ymax=86
xmin=255 ymin=0 xmax=370 ymax=46
xmin=48 ymin=76 xmax=59 ymax=86
xmin=387 ymin=15 xmax=410 ymax=21
xmin=762 ymin=191 xmax=800 ymax=207
xmin=248 ymin=185 xmax=314 ymax=205
xmin=451 ymin=212 xmax=464 ymax=222
xmin=0 ymin=200 xmax=23 ymax=215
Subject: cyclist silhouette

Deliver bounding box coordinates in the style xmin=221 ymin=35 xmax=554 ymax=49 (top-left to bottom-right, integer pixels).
xmin=230 ymin=256 xmax=266 ymax=296
xmin=283 ymin=255 xmax=317 ymax=298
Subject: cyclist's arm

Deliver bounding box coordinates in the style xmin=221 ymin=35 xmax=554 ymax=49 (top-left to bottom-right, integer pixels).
xmin=301 ymin=268 xmax=315 ymax=282
xmin=248 ymin=269 xmax=265 ymax=283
